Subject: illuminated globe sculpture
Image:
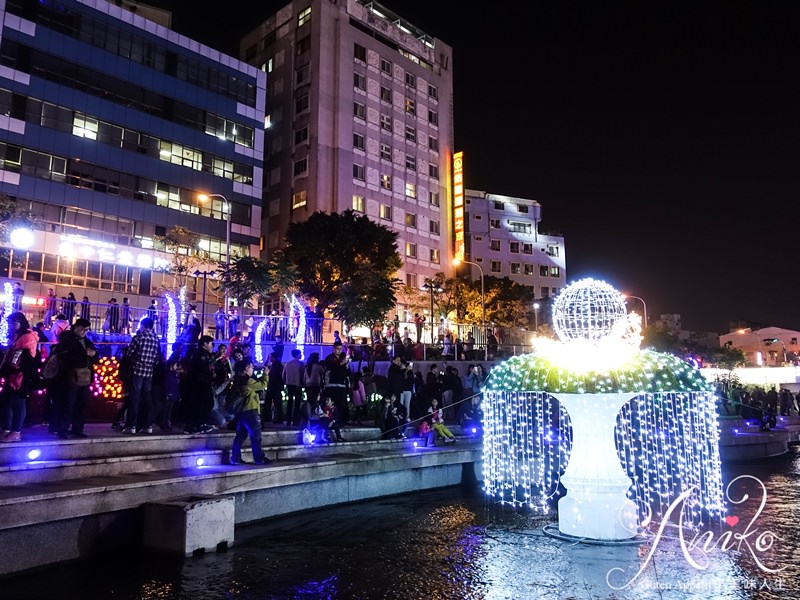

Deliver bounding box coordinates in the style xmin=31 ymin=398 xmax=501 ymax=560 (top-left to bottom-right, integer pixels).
xmin=481 ymin=278 xmax=725 ymax=540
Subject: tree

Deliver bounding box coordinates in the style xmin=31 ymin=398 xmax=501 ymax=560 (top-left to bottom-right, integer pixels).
xmin=154 ymin=226 xmax=207 ymax=290
xmin=483 ymin=276 xmax=535 ymax=328
xmin=218 ymin=255 xmax=272 ymax=309
xmin=283 ymin=210 xmax=402 ymax=328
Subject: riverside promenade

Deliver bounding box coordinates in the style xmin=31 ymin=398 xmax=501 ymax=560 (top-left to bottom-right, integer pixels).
xmin=0 ymin=413 xmax=797 ymax=579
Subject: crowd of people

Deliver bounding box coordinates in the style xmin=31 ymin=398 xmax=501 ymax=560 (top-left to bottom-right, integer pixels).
xmin=0 ymin=302 xmax=492 ymax=457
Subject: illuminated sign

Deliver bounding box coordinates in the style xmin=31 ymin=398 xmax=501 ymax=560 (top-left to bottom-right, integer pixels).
xmin=453 ymin=151 xmax=464 ymax=261
xmin=58 ymin=234 xmax=170 ymax=270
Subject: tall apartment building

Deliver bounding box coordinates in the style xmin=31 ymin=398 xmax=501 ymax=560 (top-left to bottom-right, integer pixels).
xmin=463 ymin=189 xmax=566 ymax=300
xmin=0 ymin=0 xmax=265 ymax=321
xmin=240 ymin=0 xmax=454 ymax=293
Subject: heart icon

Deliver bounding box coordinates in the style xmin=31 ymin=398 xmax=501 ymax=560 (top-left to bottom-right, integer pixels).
xmin=725 ymin=516 xmax=739 ymax=527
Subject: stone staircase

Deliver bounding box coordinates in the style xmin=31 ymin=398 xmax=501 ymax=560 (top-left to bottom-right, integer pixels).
xmin=0 ymin=423 xmax=482 ymax=577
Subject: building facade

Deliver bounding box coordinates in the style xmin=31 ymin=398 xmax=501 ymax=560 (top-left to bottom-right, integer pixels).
xmin=720 ymin=327 xmax=800 ymax=368
xmin=463 ymin=189 xmax=566 ymax=300
xmin=240 ymin=0 xmax=455 ymax=294
xmin=0 ymin=0 xmax=265 ymax=326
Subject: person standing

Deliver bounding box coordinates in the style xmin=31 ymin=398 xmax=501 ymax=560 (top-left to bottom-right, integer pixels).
xmin=43 ymin=288 xmax=58 ymax=329
xmin=227 ymin=304 xmax=239 ymax=339
xmin=414 ymin=313 xmax=425 ymax=343
xmin=120 ymin=297 xmax=132 ymax=335
xmin=53 ymin=318 xmax=97 ymax=439
xmin=0 ymin=312 xmax=39 ymax=442
xmin=264 ymin=351 xmax=285 ymax=424
xmin=11 ymin=282 xmax=23 ymax=312
xmin=283 ymin=348 xmax=304 ymax=427
xmin=79 ymin=296 xmax=91 ymax=325
xmin=182 ymin=335 xmax=216 ymax=434
xmin=122 ymin=317 xmax=161 ymax=434
xmin=229 ymin=359 xmax=270 ymax=465
xmin=303 ymin=351 xmax=325 ymax=417
xmin=62 ymin=292 xmax=77 ymax=325
xmin=214 ymin=307 xmax=227 ymax=340
xmin=323 ymin=340 xmax=351 ymax=426
xmin=105 ymin=298 xmax=120 ymax=333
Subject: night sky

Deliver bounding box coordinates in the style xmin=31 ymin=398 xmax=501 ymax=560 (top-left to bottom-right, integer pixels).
xmin=153 ymin=1 xmax=800 ymax=333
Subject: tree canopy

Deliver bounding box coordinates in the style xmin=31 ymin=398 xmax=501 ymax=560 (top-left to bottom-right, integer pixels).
xmin=283 ymin=210 xmax=402 ymax=327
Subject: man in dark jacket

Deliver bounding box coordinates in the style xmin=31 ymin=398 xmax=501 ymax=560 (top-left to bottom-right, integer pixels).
xmin=53 ymin=318 xmax=97 ymax=439
xmin=182 ymin=335 xmax=215 ymax=434
xmin=323 ymin=341 xmax=351 ymax=425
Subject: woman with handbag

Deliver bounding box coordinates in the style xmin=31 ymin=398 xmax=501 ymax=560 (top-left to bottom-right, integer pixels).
xmin=0 ymin=312 xmax=39 ymax=442
xmin=52 ymin=318 xmax=97 ymax=439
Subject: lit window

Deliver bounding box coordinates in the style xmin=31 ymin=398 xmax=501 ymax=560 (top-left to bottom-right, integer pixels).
xmin=292 ymin=190 xmax=307 ymax=209
xmin=405 ymin=183 xmax=417 ymax=198
xmin=380 ymin=174 xmax=392 ymax=190
xmin=352 ymin=194 xmax=365 ymax=212
xmin=550 ymin=266 xmax=561 ymax=277
xmin=406 ymin=273 xmax=417 ymax=288
xmin=380 ymin=204 xmax=392 ymax=220
xmin=405 ymin=99 xmax=416 ymax=115
xmin=298 ymin=7 xmax=312 ymax=27
xmin=430 ymin=248 xmax=440 ymax=263
xmin=405 ymin=242 xmax=417 ymax=258
xmin=405 ymin=213 xmax=417 ymax=228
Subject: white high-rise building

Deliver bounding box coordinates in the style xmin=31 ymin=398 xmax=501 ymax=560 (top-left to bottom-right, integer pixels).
xmin=240 ymin=0 xmax=455 ymax=291
xmin=463 ymin=189 xmax=567 ymax=300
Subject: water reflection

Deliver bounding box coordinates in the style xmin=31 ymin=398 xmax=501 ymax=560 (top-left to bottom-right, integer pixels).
xmin=3 ymin=447 xmax=798 ymax=599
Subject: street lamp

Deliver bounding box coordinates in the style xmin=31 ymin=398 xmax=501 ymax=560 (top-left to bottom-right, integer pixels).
xmin=199 ymin=193 xmax=231 ymax=307
xmin=453 ymin=258 xmax=485 ymax=343
xmin=533 ymin=302 xmax=540 ymax=332
xmin=422 ymin=279 xmax=443 ymax=344
xmin=193 ymin=269 xmax=216 ymax=333
xmin=622 ymin=293 xmax=647 ymax=329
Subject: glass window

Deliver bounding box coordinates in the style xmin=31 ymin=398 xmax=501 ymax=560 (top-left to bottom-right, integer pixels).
xmin=405 ymin=99 xmax=416 ymax=115
xmin=429 ymin=191 xmax=439 ymax=207
xmin=428 ymin=83 xmax=438 ymax=99
xmin=405 ymin=242 xmax=417 ymax=258
xmin=428 ymin=164 xmax=438 ymax=179
xmin=523 ymin=243 xmax=533 ymax=255
xmin=380 ymin=204 xmax=392 ymax=220
xmin=381 ymin=87 xmax=391 ymax=102
xmin=380 ymin=114 xmax=392 ymax=131
xmin=510 ymin=262 xmax=521 ymax=274
xmin=380 ymin=143 xmax=391 ymax=160
xmin=380 ymin=58 xmax=392 ymax=74
xmin=428 ymin=109 xmax=438 ymax=126
xmin=354 ymin=43 xmax=366 ymax=62
xmin=430 ymin=248 xmax=440 ymax=263
xmin=490 ymin=240 xmax=501 ymax=251
xmin=352 ymin=194 xmax=365 ymax=212
xmin=293 ymin=157 xmax=308 ymax=175
xmin=353 ymin=132 xmax=365 ymax=151
xmin=490 ymin=261 xmax=501 ymax=273
xmin=429 ymin=220 xmax=440 ymax=235
xmin=540 ymin=265 xmax=549 ymax=277
xmin=405 ymin=72 xmax=416 ymax=87
xmin=405 ymin=183 xmax=417 ymax=198
xmin=405 ymin=126 xmax=416 ymax=142
xmin=298 ymin=7 xmax=312 ymax=27
xmin=510 ymin=241 xmax=520 ymax=253
xmin=550 ymin=266 xmax=561 ymax=277
xmin=354 ymin=72 xmax=366 ymax=90
xmin=405 ymin=155 xmax=416 ymax=170
xmin=405 ymin=213 xmax=417 ymax=228
xmin=380 ymin=174 xmax=391 ymax=190
xmin=353 ymin=164 xmax=365 ymax=180
xmin=353 ymin=101 xmax=365 ymax=119
xmin=292 ymin=190 xmax=307 ymax=208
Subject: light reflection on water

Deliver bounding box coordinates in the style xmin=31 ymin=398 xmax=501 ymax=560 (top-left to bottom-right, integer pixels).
xmin=3 ymin=447 xmax=798 ymax=599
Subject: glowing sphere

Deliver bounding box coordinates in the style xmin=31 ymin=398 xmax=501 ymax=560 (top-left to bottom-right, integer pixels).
xmin=552 ymin=278 xmax=627 ymax=342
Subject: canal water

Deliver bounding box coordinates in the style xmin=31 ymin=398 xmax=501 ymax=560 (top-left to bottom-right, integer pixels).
xmin=3 ymin=447 xmax=798 ymax=600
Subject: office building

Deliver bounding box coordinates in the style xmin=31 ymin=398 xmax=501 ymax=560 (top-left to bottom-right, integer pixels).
xmin=0 ymin=0 xmax=265 ymax=324
xmin=240 ymin=0 xmax=454 ymax=294
xmin=463 ymin=189 xmax=566 ymax=300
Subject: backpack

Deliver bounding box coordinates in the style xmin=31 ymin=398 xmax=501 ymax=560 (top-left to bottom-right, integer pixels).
xmin=42 ymin=346 xmax=61 ymax=380
xmin=224 ymin=382 xmax=248 ymax=415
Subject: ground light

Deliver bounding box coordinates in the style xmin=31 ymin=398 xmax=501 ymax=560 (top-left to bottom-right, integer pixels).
xmin=195 ymin=457 xmax=205 ymax=467
xmin=482 ymin=278 xmax=725 ymax=541
xmin=27 ymin=449 xmax=42 ymax=461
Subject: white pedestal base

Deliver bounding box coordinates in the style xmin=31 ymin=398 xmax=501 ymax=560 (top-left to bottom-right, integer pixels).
xmin=555 ymin=393 xmax=639 ymax=540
